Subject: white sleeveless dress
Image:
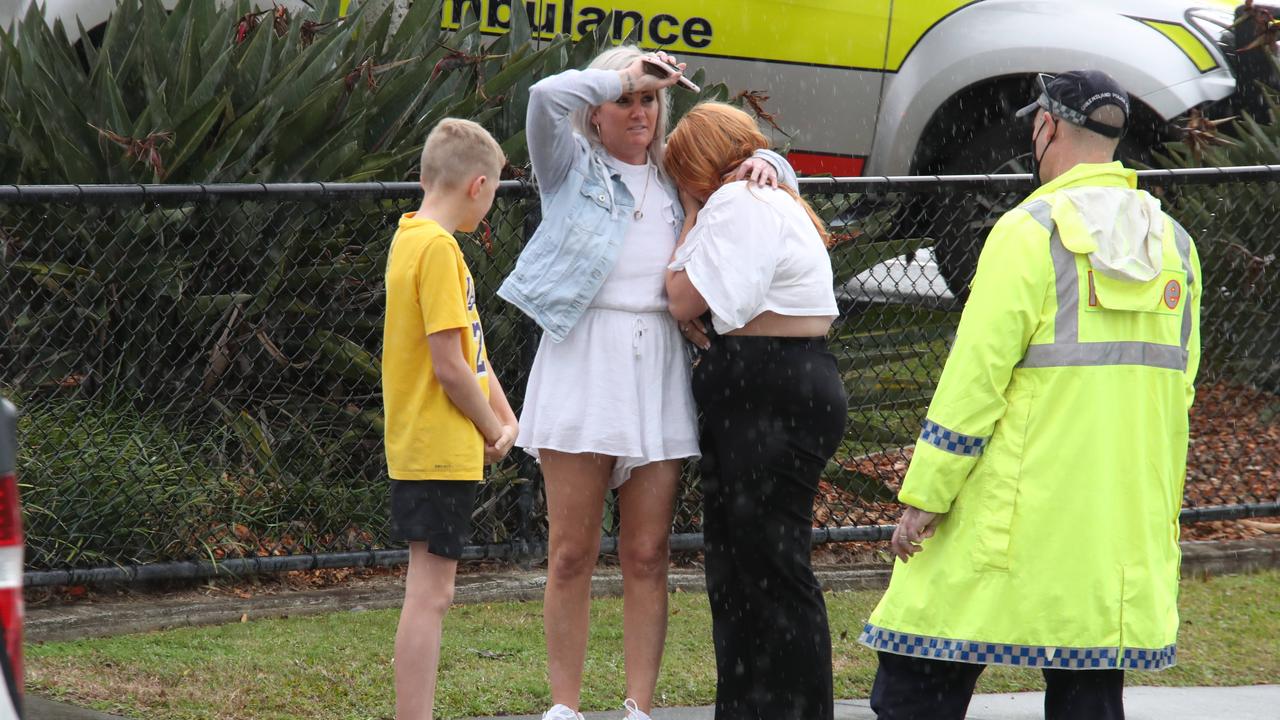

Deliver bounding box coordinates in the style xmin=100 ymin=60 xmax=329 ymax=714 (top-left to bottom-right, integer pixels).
xmin=515 ymin=158 xmax=700 ymax=488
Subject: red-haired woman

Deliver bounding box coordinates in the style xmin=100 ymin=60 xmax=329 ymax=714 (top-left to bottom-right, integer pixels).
xmin=664 ymin=102 xmax=847 ymax=720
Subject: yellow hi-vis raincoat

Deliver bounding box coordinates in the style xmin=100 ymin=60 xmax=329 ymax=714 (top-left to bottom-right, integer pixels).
xmin=860 ymin=162 xmax=1201 ymax=671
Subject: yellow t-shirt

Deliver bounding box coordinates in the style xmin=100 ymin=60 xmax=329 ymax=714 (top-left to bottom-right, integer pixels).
xmin=382 ymin=213 xmax=490 ymax=480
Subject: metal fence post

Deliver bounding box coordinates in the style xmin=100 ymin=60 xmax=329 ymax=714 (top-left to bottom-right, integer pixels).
xmin=512 ymin=186 xmax=545 ymax=569
xmin=0 ymin=401 xmax=13 ymax=481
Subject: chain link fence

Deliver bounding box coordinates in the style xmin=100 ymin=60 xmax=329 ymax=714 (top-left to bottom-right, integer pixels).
xmin=3 ymin=168 xmax=1279 ymax=586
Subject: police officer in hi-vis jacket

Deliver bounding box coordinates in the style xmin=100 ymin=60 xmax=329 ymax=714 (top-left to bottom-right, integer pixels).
xmin=860 ymin=70 xmax=1202 ymax=720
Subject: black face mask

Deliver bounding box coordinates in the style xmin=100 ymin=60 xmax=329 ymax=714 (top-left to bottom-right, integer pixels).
xmin=1030 ymin=115 xmax=1055 ymax=187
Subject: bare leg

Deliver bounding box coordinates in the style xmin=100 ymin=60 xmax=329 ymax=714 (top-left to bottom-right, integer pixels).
xmin=617 ymin=459 xmax=682 ymax=713
xmin=394 ymin=542 xmax=458 ymax=720
xmin=541 ymin=450 xmax=613 ymax=710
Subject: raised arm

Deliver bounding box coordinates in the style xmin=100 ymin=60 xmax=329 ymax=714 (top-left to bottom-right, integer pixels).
xmin=528 ymin=55 xmax=685 ymax=192
xmin=526 ymin=69 xmax=624 ymax=192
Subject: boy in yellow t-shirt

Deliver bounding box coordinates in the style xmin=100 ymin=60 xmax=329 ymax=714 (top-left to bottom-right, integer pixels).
xmin=383 ymin=118 xmax=517 ymax=720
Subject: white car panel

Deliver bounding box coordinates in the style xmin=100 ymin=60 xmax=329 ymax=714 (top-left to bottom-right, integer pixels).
xmin=870 ymin=0 xmax=1238 ymax=175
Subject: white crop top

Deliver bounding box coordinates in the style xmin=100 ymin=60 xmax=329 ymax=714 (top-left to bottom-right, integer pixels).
xmin=591 ymin=158 xmax=677 ymax=312
xmin=669 ymin=182 xmax=838 ymax=334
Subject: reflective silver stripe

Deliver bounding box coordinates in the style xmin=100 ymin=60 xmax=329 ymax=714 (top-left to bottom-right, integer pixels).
xmin=1013 ymin=199 xmax=1191 ymax=371
xmin=1181 ymin=300 xmax=1192 ymax=351
xmin=1020 ymin=199 xmax=1053 ymax=232
xmin=0 ymin=399 xmax=14 ymax=475
xmin=1019 ymin=200 xmax=1080 ymax=344
xmin=1170 ymin=220 xmax=1195 ymax=350
xmin=1050 ymin=230 xmax=1079 ymax=344
xmin=1020 ymin=342 xmax=1188 ymax=370
xmin=1170 ymin=219 xmax=1195 ymax=287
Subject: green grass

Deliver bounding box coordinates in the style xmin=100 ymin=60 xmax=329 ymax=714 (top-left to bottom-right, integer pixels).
xmin=27 ymin=570 xmax=1280 ymax=720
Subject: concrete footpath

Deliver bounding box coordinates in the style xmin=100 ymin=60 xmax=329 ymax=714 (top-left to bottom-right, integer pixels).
xmin=466 ymin=686 xmax=1280 ymax=720
xmin=27 ymin=686 xmax=1280 ymax=720
xmin=27 ymin=697 xmax=130 ymax=720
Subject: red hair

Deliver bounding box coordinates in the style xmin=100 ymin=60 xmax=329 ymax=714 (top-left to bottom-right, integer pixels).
xmin=664 ymin=102 xmax=830 ymax=246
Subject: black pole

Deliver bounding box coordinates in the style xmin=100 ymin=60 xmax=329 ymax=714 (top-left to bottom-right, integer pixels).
xmin=512 ymin=187 xmax=544 ymax=569
xmin=27 ymin=501 xmax=1280 ymax=587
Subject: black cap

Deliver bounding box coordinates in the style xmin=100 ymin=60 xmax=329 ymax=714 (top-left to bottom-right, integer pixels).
xmin=1015 ymin=70 xmax=1130 ymax=139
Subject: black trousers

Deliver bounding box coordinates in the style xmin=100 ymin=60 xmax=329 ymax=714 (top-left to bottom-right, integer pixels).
xmin=693 ymin=335 xmax=848 ymax=720
xmin=870 ymin=652 xmax=1126 ymax=720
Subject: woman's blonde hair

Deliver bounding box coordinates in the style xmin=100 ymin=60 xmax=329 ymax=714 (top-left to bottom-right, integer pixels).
xmin=664 ymin=102 xmax=829 ymax=246
xmin=418 ymin=118 xmax=505 ymax=191
xmin=572 ymin=45 xmax=669 ymax=173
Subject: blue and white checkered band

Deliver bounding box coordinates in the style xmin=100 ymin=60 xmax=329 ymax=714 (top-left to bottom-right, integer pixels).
xmin=1036 ymin=93 xmax=1089 ymax=126
xmin=858 ymin=624 xmax=1177 ymax=671
xmin=919 ymin=419 xmax=988 ymax=457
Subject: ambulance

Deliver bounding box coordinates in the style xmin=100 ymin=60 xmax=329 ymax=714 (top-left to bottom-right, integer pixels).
xmin=18 ymin=1 xmax=1263 ymax=177
xmin=13 ymin=1 xmax=1269 ymax=289
xmin=445 ymin=0 xmax=1253 ymax=177
xmin=444 ymin=0 xmax=1265 ymax=291
xmin=10 ymin=1 xmax=1264 ymax=175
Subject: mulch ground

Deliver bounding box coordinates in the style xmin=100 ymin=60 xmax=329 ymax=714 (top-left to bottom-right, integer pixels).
xmin=818 ymin=380 xmax=1280 ymax=545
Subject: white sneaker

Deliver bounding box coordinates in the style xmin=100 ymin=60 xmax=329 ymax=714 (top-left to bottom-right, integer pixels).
xmin=542 ymin=704 xmax=584 ymax=720
xmin=623 ymin=699 xmax=653 ymax=720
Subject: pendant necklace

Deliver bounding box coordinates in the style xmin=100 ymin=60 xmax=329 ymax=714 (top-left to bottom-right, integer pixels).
xmin=633 ymin=161 xmax=652 ymax=221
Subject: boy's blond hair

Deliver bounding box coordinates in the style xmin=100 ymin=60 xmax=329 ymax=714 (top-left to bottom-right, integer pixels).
xmin=419 ymin=118 xmax=505 ymax=192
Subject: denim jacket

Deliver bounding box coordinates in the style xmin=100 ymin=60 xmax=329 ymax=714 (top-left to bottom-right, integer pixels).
xmin=497 ymin=68 xmax=796 ymax=343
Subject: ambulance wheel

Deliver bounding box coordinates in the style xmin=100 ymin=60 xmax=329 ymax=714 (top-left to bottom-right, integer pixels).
xmin=929 ymin=112 xmax=1158 ymax=300
xmin=930 ymin=117 xmax=1029 ymax=300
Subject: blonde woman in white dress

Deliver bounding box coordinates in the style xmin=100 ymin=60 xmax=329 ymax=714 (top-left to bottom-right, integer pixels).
xmin=499 ymin=47 xmax=796 ymax=720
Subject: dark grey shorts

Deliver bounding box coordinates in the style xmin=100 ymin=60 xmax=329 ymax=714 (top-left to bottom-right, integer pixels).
xmin=388 ymin=480 xmax=479 ymax=560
